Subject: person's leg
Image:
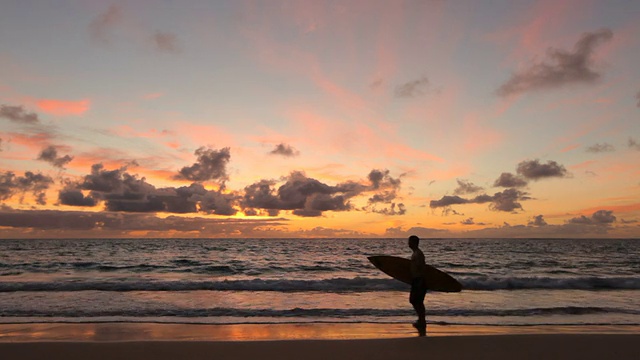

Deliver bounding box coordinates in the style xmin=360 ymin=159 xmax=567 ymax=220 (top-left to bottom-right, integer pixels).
xmin=409 ymin=279 xmax=427 ymax=328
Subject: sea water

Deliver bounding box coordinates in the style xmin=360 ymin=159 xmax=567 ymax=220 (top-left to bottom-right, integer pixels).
xmin=0 ymin=238 xmax=639 ymax=327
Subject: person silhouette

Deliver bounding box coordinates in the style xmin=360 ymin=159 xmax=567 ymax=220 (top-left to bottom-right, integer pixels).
xmin=408 ymin=235 xmax=427 ymax=334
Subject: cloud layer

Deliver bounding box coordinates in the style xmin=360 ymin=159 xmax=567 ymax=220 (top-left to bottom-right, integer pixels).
xmin=497 ymin=29 xmax=613 ymax=96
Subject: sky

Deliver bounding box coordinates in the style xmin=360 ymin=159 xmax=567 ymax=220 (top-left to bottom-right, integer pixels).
xmin=1 ymin=0 xmax=639 ymax=239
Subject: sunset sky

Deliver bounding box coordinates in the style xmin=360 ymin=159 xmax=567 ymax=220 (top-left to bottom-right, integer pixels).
xmin=1 ymin=0 xmax=639 ymax=238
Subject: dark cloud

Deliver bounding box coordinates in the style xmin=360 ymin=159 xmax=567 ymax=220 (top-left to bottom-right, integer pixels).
xmin=0 ymin=208 xmax=286 ymax=236
xmin=586 ymin=143 xmax=615 ymax=153
xmin=430 ymin=188 xmax=529 ymax=213
xmin=0 ymin=171 xmax=53 ymax=205
xmin=37 ymin=146 xmax=74 ymax=169
xmin=370 ymin=202 xmax=406 ymax=216
xmin=489 ymin=188 xmax=529 ymax=212
xmin=516 ymin=159 xmax=567 ymax=180
xmin=363 ymin=170 xmax=403 ymax=215
xmin=430 ymin=195 xmax=469 ymax=208
xmin=528 ymin=214 xmax=548 ymax=226
xmin=453 ymin=179 xmax=483 ymax=195
xmin=242 ymin=179 xmax=281 ymax=210
xmin=384 ymin=226 xmax=450 ymax=239
xmin=394 ymin=76 xmax=429 ymax=98
xmin=0 ymin=104 xmax=40 ymax=124
xmin=628 ymin=138 xmax=640 ymax=151
xmin=461 ymin=218 xmax=475 ymax=225
xmin=269 ymin=143 xmax=300 ymax=157
xmin=497 ymin=29 xmax=613 ymax=96
xmin=151 ymin=31 xmax=181 ymax=53
xmin=493 ymin=172 xmax=528 ymax=187
xmin=175 ymin=147 xmax=231 ymax=183
xmin=636 ymin=90 xmax=640 ymax=107
xmin=242 ymin=169 xmax=402 ymax=217
xmin=567 ymin=210 xmax=616 ymax=225
xmin=58 ymin=189 xmax=98 ymax=207
xmin=80 ymin=163 xmax=130 ymax=193
xmin=89 ymin=4 xmax=123 ymax=44
xmin=73 ymin=163 xmax=238 ymax=215
xmin=368 ymin=169 xmax=401 ymax=190
xmin=0 ymin=138 xmax=3 ymax=151
xmin=190 ymin=188 xmax=238 ymax=216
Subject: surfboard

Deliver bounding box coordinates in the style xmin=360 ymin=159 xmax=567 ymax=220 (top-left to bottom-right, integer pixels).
xmin=368 ymin=255 xmax=462 ymax=292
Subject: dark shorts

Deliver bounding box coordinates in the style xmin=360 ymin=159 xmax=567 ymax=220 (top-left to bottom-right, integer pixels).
xmin=409 ymin=277 xmax=427 ymax=305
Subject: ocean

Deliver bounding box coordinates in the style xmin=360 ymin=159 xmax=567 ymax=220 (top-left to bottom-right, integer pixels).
xmin=1 ymin=238 xmax=639 ymax=328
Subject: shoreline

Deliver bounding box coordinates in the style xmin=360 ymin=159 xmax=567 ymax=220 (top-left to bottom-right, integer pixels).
xmin=2 ymin=323 xmax=639 ymax=360
xmin=1 ymin=335 xmax=639 ymax=360
xmin=2 ymin=322 xmax=640 ymax=342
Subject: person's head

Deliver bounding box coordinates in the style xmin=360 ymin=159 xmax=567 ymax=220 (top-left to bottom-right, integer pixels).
xmin=408 ymin=235 xmax=420 ymax=249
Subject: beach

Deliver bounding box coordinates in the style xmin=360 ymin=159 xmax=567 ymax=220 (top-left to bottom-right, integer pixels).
xmin=1 ymin=323 xmax=639 ymax=360
xmin=2 ymin=238 xmax=638 ymax=359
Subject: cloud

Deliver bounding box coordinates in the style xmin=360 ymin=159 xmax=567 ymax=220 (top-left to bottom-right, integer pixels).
xmin=58 ymin=189 xmax=98 ymax=207
xmin=269 ymin=143 xmax=300 ymax=157
xmin=370 ymin=202 xmax=406 ymax=216
xmin=629 ymin=138 xmax=640 ymax=151
xmin=0 ymin=104 xmax=40 ymax=124
xmin=528 ymin=214 xmax=548 ymax=226
xmin=37 ymin=146 xmax=74 ymax=169
xmin=461 ymin=218 xmax=475 ymax=225
xmin=36 ymin=99 xmax=90 ymax=116
xmin=0 ymin=208 xmax=286 ymax=236
xmin=364 ymin=170 xmax=404 ymax=215
xmin=385 ymin=226 xmax=450 ymax=239
xmin=429 ymin=195 xmax=469 ymax=208
xmin=242 ymin=171 xmax=352 ymax=217
xmin=430 ymin=188 xmax=529 ymax=213
xmin=175 ymin=147 xmax=231 ymax=183
xmin=89 ymin=4 xmax=123 ymax=44
xmin=493 ymin=172 xmax=528 ymax=188
xmin=0 ymin=171 xmax=54 ymax=205
xmin=241 ymin=169 xmax=402 ymax=217
xmin=394 ymin=76 xmax=429 ymax=98
xmin=368 ymin=169 xmax=400 ymax=190
xmin=151 ymin=31 xmax=181 ymax=53
xmin=70 ymin=163 xmax=238 ymax=215
xmin=497 ymin=29 xmax=613 ymax=96
xmin=489 ymin=188 xmax=529 ymax=212
xmin=0 ymin=138 xmax=3 ymax=152
xmin=453 ymin=179 xmax=483 ymax=195
xmin=567 ymin=210 xmax=616 ymax=226
xmin=516 ymin=159 xmax=567 ymax=180
xmin=586 ymin=143 xmax=615 ymax=153
xmin=636 ymin=90 xmax=640 ymax=107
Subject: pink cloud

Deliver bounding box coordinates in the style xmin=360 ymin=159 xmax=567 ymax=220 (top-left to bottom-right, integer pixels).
xmin=570 ymin=160 xmax=597 ymax=170
xmin=35 ymin=98 xmax=91 ymax=116
xmin=2 ymin=132 xmax=54 ymax=151
xmin=143 ymin=92 xmax=164 ymax=100
xmin=560 ymin=144 xmax=580 ymax=153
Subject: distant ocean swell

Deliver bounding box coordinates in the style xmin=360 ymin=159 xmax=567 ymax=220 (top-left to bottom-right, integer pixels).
xmin=3 ymin=306 xmax=639 ymax=319
xmin=2 ymin=276 xmax=639 ymax=292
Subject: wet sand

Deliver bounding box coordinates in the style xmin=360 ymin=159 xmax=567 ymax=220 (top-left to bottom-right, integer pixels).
xmin=1 ymin=323 xmax=638 ymax=360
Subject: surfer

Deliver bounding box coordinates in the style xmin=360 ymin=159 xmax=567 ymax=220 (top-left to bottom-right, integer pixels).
xmin=408 ymin=235 xmax=427 ymax=333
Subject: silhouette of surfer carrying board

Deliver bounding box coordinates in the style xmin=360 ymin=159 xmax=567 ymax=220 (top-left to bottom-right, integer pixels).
xmin=408 ymin=235 xmax=427 ymax=334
